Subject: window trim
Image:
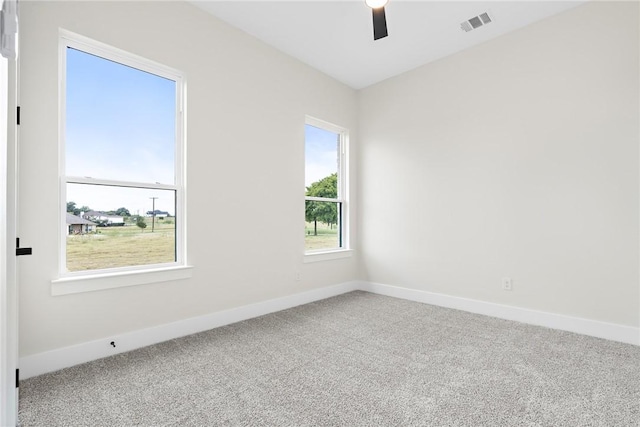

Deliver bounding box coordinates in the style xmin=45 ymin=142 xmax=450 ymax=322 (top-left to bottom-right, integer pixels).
xmin=57 ymin=29 xmax=188 ymax=289
xmin=304 ymin=115 xmax=349 ymax=256
xmin=51 ymin=266 xmax=193 ymax=296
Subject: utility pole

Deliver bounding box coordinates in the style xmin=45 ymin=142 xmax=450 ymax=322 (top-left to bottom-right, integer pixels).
xmin=149 ymin=197 xmax=158 ymax=232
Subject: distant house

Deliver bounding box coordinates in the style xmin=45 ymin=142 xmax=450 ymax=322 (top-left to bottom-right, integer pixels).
xmin=83 ymin=210 xmax=125 ymax=226
xmin=66 ymin=213 xmax=97 ymax=235
xmin=146 ymin=210 xmax=170 ymax=220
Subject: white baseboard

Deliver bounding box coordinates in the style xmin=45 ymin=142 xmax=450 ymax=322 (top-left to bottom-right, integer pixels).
xmin=360 ymin=281 xmax=640 ymax=346
xmin=20 ymin=279 xmax=639 ymax=379
xmin=19 ymin=281 xmax=360 ymax=379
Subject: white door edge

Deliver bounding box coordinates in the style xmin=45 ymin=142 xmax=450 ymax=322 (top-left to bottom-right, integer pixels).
xmin=0 ymin=4 xmax=19 ymax=420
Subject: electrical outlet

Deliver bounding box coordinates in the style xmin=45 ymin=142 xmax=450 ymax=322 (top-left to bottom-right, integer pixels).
xmin=295 ymin=272 xmax=301 ymax=281
xmin=502 ymin=277 xmax=513 ymax=291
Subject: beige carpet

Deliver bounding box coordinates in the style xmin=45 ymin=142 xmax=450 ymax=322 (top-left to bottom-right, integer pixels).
xmin=19 ymin=291 xmax=640 ymax=426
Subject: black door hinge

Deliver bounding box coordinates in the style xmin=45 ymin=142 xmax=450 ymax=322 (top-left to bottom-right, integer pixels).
xmin=16 ymin=106 xmax=20 ymax=125
xmin=16 ymin=237 xmax=32 ymax=256
xmin=16 ymin=369 xmax=19 ymax=388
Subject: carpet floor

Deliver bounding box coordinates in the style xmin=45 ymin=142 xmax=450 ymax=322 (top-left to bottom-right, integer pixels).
xmin=18 ymin=291 xmax=640 ymax=426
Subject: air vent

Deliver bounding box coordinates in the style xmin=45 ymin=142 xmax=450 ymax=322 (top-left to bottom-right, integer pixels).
xmin=461 ymin=12 xmax=493 ymax=32
xmin=479 ymin=12 xmax=492 ymax=24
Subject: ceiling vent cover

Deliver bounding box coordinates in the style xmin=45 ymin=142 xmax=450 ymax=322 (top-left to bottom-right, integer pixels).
xmin=461 ymin=12 xmax=492 ymax=32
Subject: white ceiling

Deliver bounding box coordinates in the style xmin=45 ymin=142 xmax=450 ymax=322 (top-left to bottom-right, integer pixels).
xmin=190 ymin=1 xmax=585 ymax=89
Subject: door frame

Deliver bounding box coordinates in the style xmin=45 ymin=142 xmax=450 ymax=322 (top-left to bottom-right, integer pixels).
xmin=0 ymin=54 xmax=18 ymax=427
xmin=1 ymin=0 xmax=19 ymax=423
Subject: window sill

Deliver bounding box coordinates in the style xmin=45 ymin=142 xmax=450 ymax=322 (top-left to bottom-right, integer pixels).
xmin=51 ymin=265 xmax=193 ymax=296
xmin=303 ymin=249 xmax=353 ymax=263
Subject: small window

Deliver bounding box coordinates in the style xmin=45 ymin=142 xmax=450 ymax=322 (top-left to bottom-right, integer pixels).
xmin=304 ymin=117 xmax=348 ymax=253
xmin=60 ymin=32 xmax=185 ymax=276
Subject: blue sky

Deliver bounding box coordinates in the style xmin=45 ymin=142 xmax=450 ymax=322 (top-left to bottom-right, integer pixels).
xmin=65 ymin=47 xmax=176 ymax=215
xmin=305 ymin=124 xmax=339 ymax=188
xmin=65 ymin=48 xmax=339 ymax=215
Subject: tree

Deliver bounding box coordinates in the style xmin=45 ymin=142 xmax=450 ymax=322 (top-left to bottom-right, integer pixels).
xmin=66 ymin=201 xmax=79 ymax=215
xmin=135 ymin=216 xmax=147 ymax=231
xmin=305 ymin=173 xmax=338 ymax=236
xmin=67 ymin=202 xmax=90 ymax=216
xmin=115 ymin=207 xmax=131 ymax=217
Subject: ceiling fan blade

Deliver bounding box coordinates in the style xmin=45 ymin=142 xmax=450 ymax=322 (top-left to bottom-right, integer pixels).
xmin=372 ymin=7 xmax=388 ymax=40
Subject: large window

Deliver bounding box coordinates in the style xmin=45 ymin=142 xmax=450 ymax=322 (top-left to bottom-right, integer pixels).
xmin=304 ymin=117 xmax=348 ymax=253
xmin=60 ymin=31 xmax=185 ymax=276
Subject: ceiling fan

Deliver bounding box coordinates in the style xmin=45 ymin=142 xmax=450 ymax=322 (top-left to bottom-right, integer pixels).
xmin=365 ymin=0 xmax=389 ymax=40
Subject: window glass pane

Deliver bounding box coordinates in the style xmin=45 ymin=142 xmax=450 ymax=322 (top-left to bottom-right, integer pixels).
xmin=304 ymin=124 xmax=339 ymax=195
xmin=65 ymin=47 xmax=176 ymax=184
xmin=305 ymin=200 xmax=341 ymax=251
xmin=66 ymin=183 xmax=176 ymax=272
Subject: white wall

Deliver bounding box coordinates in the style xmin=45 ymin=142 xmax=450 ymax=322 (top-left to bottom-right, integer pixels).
xmin=18 ymin=1 xmax=359 ymax=357
xmin=358 ymin=1 xmax=639 ymax=327
xmin=17 ymin=0 xmax=640 ymax=363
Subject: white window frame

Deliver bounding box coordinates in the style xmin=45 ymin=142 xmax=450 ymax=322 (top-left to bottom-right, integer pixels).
xmin=52 ymin=30 xmax=190 ymax=295
xmin=304 ymin=116 xmax=351 ymax=262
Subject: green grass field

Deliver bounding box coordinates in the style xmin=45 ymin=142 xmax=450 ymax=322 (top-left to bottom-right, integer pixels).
xmin=67 ymin=220 xmax=175 ymax=272
xmin=67 ymin=219 xmax=340 ymax=271
xmin=304 ymin=221 xmax=340 ymax=251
